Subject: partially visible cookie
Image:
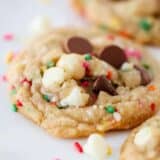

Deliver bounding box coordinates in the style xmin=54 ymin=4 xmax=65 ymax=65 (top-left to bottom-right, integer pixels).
xmin=120 ymin=114 xmax=160 ymax=160
xmin=71 ymin=0 xmax=160 ymax=45
xmin=7 ymin=27 xmax=160 ymax=138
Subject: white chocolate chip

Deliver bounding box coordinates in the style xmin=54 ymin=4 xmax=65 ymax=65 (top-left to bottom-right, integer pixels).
xmin=60 ymin=87 xmax=89 ymax=107
xmin=134 ymin=127 xmax=152 ymax=148
xmin=30 ymin=16 xmax=52 ymax=35
xmin=83 ymin=133 xmax=107 ymax=160
xmin=90 ymin=58 xmax=118 ymax=80
xmin=42 ymin=67 xmax=66 ymax=89
xmin=120 ymin=69 xmax=141 ymax=88
xmin=57 ymin=54 xmax=85 ymax=80
xmin=121 ymin=62 xmax=134 ymax=71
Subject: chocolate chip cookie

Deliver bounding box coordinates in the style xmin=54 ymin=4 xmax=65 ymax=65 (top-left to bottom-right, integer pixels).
xmin=71 ymin=0 xmax=160 ymax=45
xmin=7 ymin=27 xmax=160 ymax=138
xmin=120 ymin=114 xmax=160 ymax=160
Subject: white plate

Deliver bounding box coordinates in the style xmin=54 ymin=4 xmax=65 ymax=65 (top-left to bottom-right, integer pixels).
xmin=0 ymin=0 xmax=160 ymax=160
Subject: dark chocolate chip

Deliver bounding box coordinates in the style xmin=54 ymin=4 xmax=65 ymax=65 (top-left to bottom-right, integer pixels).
xmin=134 ymin=65 xmax=152 ymax=86
xmin=93 ymin=75 xmax=118 ymax=96
xmin=100 ymin=45 xmax=127 ymax=69
xmin=64 ymin=36 xmax=93 ymax=54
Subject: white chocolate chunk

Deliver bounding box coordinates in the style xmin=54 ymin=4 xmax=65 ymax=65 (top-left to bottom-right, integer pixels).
xmin=120 ymin=69 xmax=141 ymax=88
xmin=90 ymin=58 xmax=118 ymax=80
xmin=83 ymin=134 xmax=107 ymax=160
xmin=57 ymin=54 xmax=85 ymax=80
xmin=42 ymin=67 xmax=66 ymax=89
xmin=134 ymin=127 xmax=152 ymax=148
xmin=30 ymin=16 xmax=52 ymax=35
xmin=121 ymin=62 xmax=134 ymax=71
xmin=60 ymin=87 xmax=89 ymax=107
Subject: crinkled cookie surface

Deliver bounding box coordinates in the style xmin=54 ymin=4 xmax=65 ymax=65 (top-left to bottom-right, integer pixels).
xmin=71 ymin=0 xmax=160 ymax=45
xmin=7 ymin=28 xmax=160 ymax=138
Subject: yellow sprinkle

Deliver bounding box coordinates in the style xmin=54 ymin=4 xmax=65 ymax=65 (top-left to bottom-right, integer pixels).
xmin=5 ymin=51 xmax=14 ymax=64
xmin=106 ymin=145 xmax=112 ymax=156
xmin=40 ymin=66 xmax=47 ymax=73
xmin=109 ymin=17 xmax=121 ymax=30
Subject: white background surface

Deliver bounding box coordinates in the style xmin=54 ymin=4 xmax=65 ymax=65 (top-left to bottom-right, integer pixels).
xmin=0 ymin=0 xmax=160 ymax=160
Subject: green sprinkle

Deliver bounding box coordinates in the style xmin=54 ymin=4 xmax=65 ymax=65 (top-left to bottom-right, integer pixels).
xmin=10 ymin=89 xmax=17 ymax=95
xmin=84 ymin=54 xmax=92 ymax=61
xmin=142 ymin=64 xmax=150 ymax=70
xmin=42 ymin=94 xmax=50 ymax=102
xmin=139 ymin=19 xmax=152 ymax=31
xmin=46 ymin=61 xmax=55 ymax=68
xmin=105 ymin=105 xmax=115 ymax=113
xmin=11 ymin=104 xmax=18 ymax=112
xmin=99 ymin=24 xmax=107 ymax=30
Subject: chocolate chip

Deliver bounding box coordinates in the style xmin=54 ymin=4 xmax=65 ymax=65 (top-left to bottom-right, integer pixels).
xmin=93 ymin=75 xmax=118 ymax=96
xmin=134 ymin=65 xmax=152 ymax=86
xmin=64 ymin=36 xmax=93 ymax=54
xmin=100 ymin=45 xmax=127 ymax=69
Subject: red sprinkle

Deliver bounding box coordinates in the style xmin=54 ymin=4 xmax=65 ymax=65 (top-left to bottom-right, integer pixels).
xmin=115 ymin=108 xmax=119 ymax=112
xmin=150 ymin=103 xmax=156 ymax=112
xmin=106 ymin=70 xmax=112 ymax=80
xmin=1 ymin=75 xmax=8 ymax=82
xmin=74 ymin=142 xmax=83 ymax=153
xmin=50 ymin=101 xmax=57 ymax=106
xmin=20 ymin=78 xmax=32 ymax=86
xmin=90 ymin=52 xmax=96 ymax=56
xmin=16 ymin=100 xmax=23 ymax=107
xmin=82 ymin=61 xmax=91 ymax=76
xmin=82 ymin=61 xmax=90 ymax=69
xmin=81 ymin=81 xmax=89 ymax=87
xmin=3 ymin=33 xmax=14 ymax=41
xmin=9 ymin=85 xmax=15 ymax=90
xmin=52 ymin=158 xmax=61 ymax=160
xmin=91 ymin=93 xmax=97 ymax=101
xmin=106 ymin=34 xmax=115 ymax=40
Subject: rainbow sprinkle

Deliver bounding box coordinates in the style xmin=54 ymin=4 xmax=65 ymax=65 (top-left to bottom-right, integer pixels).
xmin=74 ymin=142 xmax=83 ymax=153
xmin=11 ymin=104 xmax=18 ymax=112
xmin=3 ymin=33 xmax=14 ymax=41
xmin=105 ymin=105 xmax=115 ymax=114
xmin=106 ymin=145 xmax=113 ymax=156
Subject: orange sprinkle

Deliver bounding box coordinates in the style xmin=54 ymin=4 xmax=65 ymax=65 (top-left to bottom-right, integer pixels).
xmin=147 ymin=85 xmax=156 ymax=91
xmin=5 ymin=51 xmax=14 ymax=64
xmin=119 ymin=30 xmax=132 ymax=39
xmin=106 ymin=70 xmax=112 ymax=80
xmin=50 ymin=101 xmax=57 ymax=106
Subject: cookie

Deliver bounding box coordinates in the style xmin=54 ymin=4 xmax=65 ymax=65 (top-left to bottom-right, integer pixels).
xmin=120 ymin=114 xmax=160 ymax=160
xmin=71 ymin=0 xmax=160 ymax=45
xmin=7 ymin=27 xmax=160 ymax=138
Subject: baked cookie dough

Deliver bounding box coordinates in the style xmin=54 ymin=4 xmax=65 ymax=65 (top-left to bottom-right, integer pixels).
xmin=71 ymin=0 xmax=160 ymax=45
xmin=7 ymin=27 xmax=160 ymax=138
xmin=120 ymin=114 xmax=160 ymax=160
